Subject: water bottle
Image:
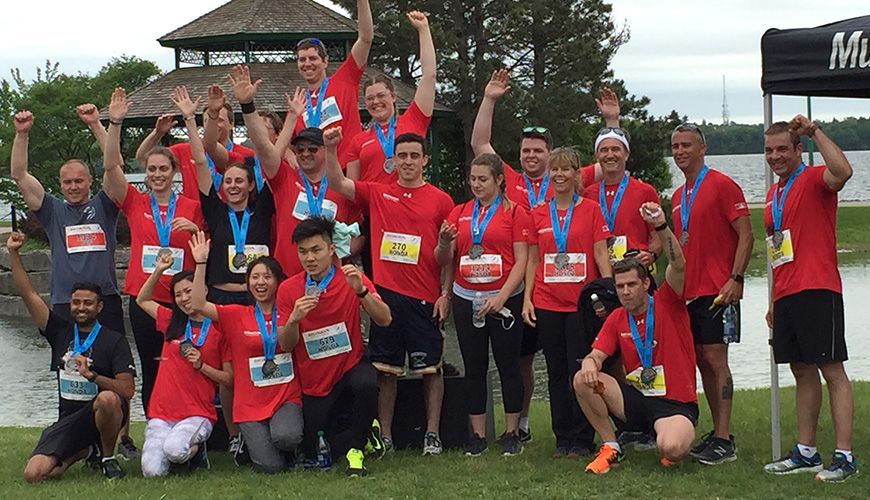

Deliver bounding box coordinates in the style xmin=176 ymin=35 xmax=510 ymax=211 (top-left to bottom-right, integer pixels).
xmin=316 ymin=430 xmax=332 ymax=470
xmin=472 ymin=292 xmax=486 ymax=328
xmin=591 ymin=293 xmax=606 ymax=315
xmin=722 ymin=304 xmax=739 ymax=344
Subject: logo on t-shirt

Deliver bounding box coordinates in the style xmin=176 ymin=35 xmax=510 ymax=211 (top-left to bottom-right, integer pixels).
xmin=735 ymin=202 xmax=747 ymax=210
xmin=382 ymin=193 xmax=400 ymax=203
xmin=83 ymin=205 xmax=96 ymax=221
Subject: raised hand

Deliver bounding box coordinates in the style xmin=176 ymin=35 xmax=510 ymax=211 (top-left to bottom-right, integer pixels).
xmin=639 ymin=202 xmax=665 ymax=228
xmin=228 ymin=65 xmax=261 ymax=104
xmin=13 ymin=111 xmax=34 ymax=134
xmin=76 ymin=104 xmax=100 ymax=126
xmin=788 ymin=114 xmax=814 ymax=136
xmin=207 ymin=84 xmax=226 ymax=116
xmin=595 ymin=88 xmax=620 ymax=123
xmin=407 ymin=10 xmax=429 ymax=30
xmin=484 ymin=69 xmax=510 ymax=100
xmin=438 ymin=221 xmax=458 ymax=245
xmin=285 ymin=87 xmax=305 ymax=117
xmin=108 ymin=87 xmax=132 ymax=123
xmin=341 ymin=264 xmax=365 ymax=294
xmin=188 ymin=231 xmax=211 ymax=263
xmin=154 ymin=113 xmax=177 ymax=135
xmin=170 ymin=86 xmax=201 ymax=119
xmin=6 ymin=232 xmax=26 ymax=252
xmin=289 ymin=296 xmax=319 ymax=323
xmin=323 ymin=126 xmax=342 ymax=147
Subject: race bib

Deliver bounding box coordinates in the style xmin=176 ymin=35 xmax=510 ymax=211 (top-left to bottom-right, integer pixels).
xmin=458 ymin=254 xmax=503 ymax=284
xmin=766 ymin=230 xmax=795 ymax=269
xmin=291 ymin=191 xmax=338 ymax=221
xmin=248 ymin=353 xmax=294 ymax=388
xmin=379 ymin=231 xmax=421 ymax=265
xmin=607 ymin=235 xmax=628 ymax=261
xmin=227 ymin=244 xmax=270 ymax=274
xmin=302 ymin=96 xmax=343 ymax=129
xmin=303 ymin=322 xmax=352 ymax=360
xmin=65 ymin=224 xmax=107 ymax=254
xmin=59 ymin=369 xmax=98 ymax=402
xmin=543 ymin=253 xmax=586 ymax=283
xmin=625 ymin=364 xmax=666 ymax=397
xmin=141 ymin=246 xmax=184 ymax=275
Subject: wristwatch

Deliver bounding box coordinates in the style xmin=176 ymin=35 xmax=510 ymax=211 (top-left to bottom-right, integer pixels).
xmin=808 ymin=123 xmax=822 ymax=137
xmin=86 ymin=371 xmax=98 ymax=383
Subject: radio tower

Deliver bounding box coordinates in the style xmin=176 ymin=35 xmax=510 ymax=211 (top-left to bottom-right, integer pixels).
xmin=722 ymin=75 xmax=731 ymax=126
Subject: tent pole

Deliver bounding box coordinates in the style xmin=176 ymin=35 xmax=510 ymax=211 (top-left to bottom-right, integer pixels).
xmin=807 ymin=96 xmax=814 ymax=165
xmin=763 ymin=92 xmax=781 ymax=462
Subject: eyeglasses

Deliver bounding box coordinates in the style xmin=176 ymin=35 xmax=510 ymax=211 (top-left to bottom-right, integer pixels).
xmin=673 ymin=122 xmax=706 ymax=145
xmin=294 ymin=143 xmax=320 ymax=153
xmin=365 ymin=91 xmax=392 ymax=103
xmin=296 ymin=38 xmax=323 ymax=49
xmin=523 ymin=126 xmax=549 ymax=134
xmin=596 ymin=127 xmax=627 ymax=138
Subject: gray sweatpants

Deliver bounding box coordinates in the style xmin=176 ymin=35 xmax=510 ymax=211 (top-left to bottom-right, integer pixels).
xmin=238 ymin=402 xmax=303 ymax=473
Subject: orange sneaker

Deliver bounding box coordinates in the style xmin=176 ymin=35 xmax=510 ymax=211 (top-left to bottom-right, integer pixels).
xmin=661 ymin=456 xmax=683 ymax=467
xmin=585 ymin=444 xmax=623 ymax=474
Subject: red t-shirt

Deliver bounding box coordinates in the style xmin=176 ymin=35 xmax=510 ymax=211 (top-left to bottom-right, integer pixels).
xmin=294 ymin=55 xmax=364 ymax=164
xmin=593 ymin=282 xmax=697 ymax=404
xmin=671 ymin=168 xmax=749 ymax=298
xmin=353 ymin=181 xmax=455 ymax=302
xmin=267 ymin=162 xmax=360 ymax=276
xmin=148 ymin=307 xmax=229 ymax=423
xmin=764 ymin=165 xmax=842 ymax=301
xmin=119 ymin=184 xmax=204 ymax=303
xmin=582 ymin=176 xmax=660 ymax=252
xmin=503 ymin=164 xmax=596 ymax=213
xmin=214 ymin=304 xmax=302 ymax=423
xmin=346 ymin=102 xmax=431 ymax=184
xmin=528 ymin=198 xmax=611 ymax=312
xmin=446 ymin=200 xmax=530 ymax=292
xmin=276 ymin=269 xmax=377 ymax=397
xmin=169 ymin=142 xmax=254 ymax=202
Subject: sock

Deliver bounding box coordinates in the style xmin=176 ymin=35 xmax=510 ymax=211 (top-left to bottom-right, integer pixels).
xmin=519 ymin=417 xmax=529 ymax=431
xmin=604 ymin=441 xmax=622 ymax=454
xmin=834 ymin=449 xmax=853 ymax=462
xmin=797 ymin=444 xmax=817 ymax=458
xmin=101 ymin=456 xmax=114 ymax=463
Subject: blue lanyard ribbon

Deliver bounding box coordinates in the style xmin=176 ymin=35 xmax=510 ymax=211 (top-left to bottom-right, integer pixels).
xmin=254 ymin=303 xmax=278 ymax=361
xmin=549 ymin=194 xmax=578 ymax=253
xmin=524 ymin=173 xmax=550 ymax=208
xmin=599 ymin=174 xmax=629 ymax=232
xmin=228 ymin=206 xmax=252 ymax=254
xmin=471 ymin=195 xmax=502 ymax=245
xmin=252 ymin=156 xmax=265 ymax=192
xmin=373 ymin=116 xmax=396 ymax=159
xmin=627 ymin=295 xmax=655 ymax=368
xmin=205 ymin=140 xmax=235 ymax=193
xmin=772 ymin=162 xmax=805 ymax=231
xmin=183 ymin=318 xmax=212 ymax=348
xmin=150 ymin=191 xmax=177 ymax=247
xmin=680 ymin=165 xmax=709 ymax=233
xmin=305 ymin=265 xmax=336 ymax=295
xmin=304 ymin=77 xmax=330 ymax=128
xmin=72 ymin=321 xmax=102 ymax=356
xmin=301 ymin=172 xmax=328 ymax=217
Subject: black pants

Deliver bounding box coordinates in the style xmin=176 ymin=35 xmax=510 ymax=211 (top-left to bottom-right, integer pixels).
xmin=536 ymin=308 xmax=595 ymax=449
xmin=128 ymin=296 xmax=167 ymax=414
xmin=52 ymin=294 xmax=126 ymax=335
xmin=454 ymin=293 xmax=524 ymax=415
xmin=301 ymin=360 xmax=378 ymax=458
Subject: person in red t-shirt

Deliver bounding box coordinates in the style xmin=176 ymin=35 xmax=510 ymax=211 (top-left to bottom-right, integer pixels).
xmin=189 ymin=232 xmax=303 ymax=474
xmin=293 ymin=0 xmax=373 ymax=162
xmin=760 ymin=118 xmax=857 ymax=482
xmin=276 ymin=217 xmax=391 ymax=477
xmin=102 ymin=88 xmax=205 ymax=420
xmin=575 ymin=202 xmax=698 ymax=474
xmin=325 ymin=127 xmax=454 ymax=455
xmin=523 ymin=148 xmax=612 ymax=457
xmin=670 ymin=122 xmax=752 ymax=464
xmin=136 ymin=255 xmax=232 ymax=477
xmin=434 ymin=153 xmax=529 ymax=457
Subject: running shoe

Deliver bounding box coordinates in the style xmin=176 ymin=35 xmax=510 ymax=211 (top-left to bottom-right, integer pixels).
xmin=464 ymin=433 xmax=488 ymax=456
xmin=422 ymin=432 xmax=442 ymax=456
xmin=364 ymin=419 xmax=386 ymax=459
xmin=764 ymin=445 xmax=823 ymax=474
xmin=228 ymin=436 xmax=241 ymax=454
xmin=382 ymin=435 xmax=394 ymax=454
xmin=189 ymin=442 xmax=210 ymax=472
xmin=689 ymin=430 xmax=714 ymax=456
xmin=100 ymin=457 xmax=125 ymax=479
xmin=518 ymin=427 xmax=531 ymax=443
xmin=116 ymin=435 xmax=140 ymax=460
xmin=233 ymin=433 xmax=252 ymax=466
xmin=585 ymin=444 xmax=623 ymax=474
xmin=84 ymin=444 xmax=101 ymax=470
xmin=661 ymin=456 xmax=683 ymax=467
xmin=815 ymin=452 xmax=858 ymax=482
xmin=500 ymin=431 xmax=524 ymax=456
xmin=345 ymin=448 xmax=368 ymax=477
xmin=693 ymin=436 xmax=737 ymax=465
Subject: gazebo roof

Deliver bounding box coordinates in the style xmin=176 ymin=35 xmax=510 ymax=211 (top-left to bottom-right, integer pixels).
xmin=159 ymin=0 xmax=359 ymax=48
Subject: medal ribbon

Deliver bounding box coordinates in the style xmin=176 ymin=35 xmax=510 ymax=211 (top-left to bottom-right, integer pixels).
xmin=183 ymin=317 xmax=212 ymax=348
xmin=771 ymin=162 xmax=805 ymax=232
xmin=470 ymin=194 xmax=502 ymax=246
xmin=254 ymin=303 xmax=278 ymax=361
xmin=599 ymin=174 xmax=629 ymax=232
xmin=549 ymin=194 xmax=578 ymax=254
xmin=524 ymin=173 xmax=550 ymax=208
xmin=72 ymin=321 xmax=102 ymax=356
xmin=300 ymin=172 xmax=329 ymax=217
xmin=205 ymin=139 xmax=236 ymax=193
xmin=150 ymin=191 xmax=178 ymax=247
xmin=304 ymin=77 xmax=330 ymax=128
xmin=373 ymin=116 xmax=396 ymax=159
xmin=305 ymin=265 xmax=336 ymax=295
xmin=679 ymin=165 xmax=709 ymax=234
xmin=627 ymin=295 xmax=655 ymax=368
xmin=228 ymin=206 xmax=252 ymax=256
xmin=252 ymin=156 xmax=265 ymax=192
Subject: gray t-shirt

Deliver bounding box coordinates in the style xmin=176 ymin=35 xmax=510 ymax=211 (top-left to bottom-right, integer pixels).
xmin=34 ymin=190 xmax=120 ymax=304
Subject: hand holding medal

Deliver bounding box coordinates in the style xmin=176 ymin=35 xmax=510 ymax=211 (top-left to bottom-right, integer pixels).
xmin=639 ymin=201 xmax=665 ymax=228
xmin=154 ymin=252 xmax=174 ymax=275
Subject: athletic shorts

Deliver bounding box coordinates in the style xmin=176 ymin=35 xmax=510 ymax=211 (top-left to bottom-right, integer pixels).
xmin=31 ymin=396 xmax=130 ymax=462
xmin=686 ymin=295 xmax=740 ymax=345
xmin=367 ymin=286 xmax=444 ymax=375
xmin=773 ymin=289 xmax=846 ymax=365
xmin=520 ymin=322 xmax=540 ymax=357
xmin=613 ymin=382 xmax=698 ymax=433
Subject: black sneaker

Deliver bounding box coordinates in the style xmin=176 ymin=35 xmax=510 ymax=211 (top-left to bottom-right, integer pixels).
xmin=116 ymin=435 xmax=140 ymax=460
xmin=189 ymin=442 xmax=210 ymax=472
xmin=693 ymin=436 xmax=737 ymax=465
xmin=518 ymin=427 xmax=531 ymax=443
xmin=233 ymin=433 xmax=252 ymax=466
xmin=690 ymin=430 xmax=714 ymax=456
xmin=500 ymin=431 xmax=524 ymax=456
xmin=464 ymin=433 xmax=488 ymax=456
xmin=84 ymin=444 xmax=102 ymax=470
xmin=100 ymin=457 xmax=125 ymax=479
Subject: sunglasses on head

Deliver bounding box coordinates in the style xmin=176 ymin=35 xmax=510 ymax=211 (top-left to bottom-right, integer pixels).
xmin=522 ymin=126 xmax=548 ymax=134
xmin=294 ymin=143 xmax=320 ymax=153
xmin=673 ymin=122 xmax=706 ymax=144
xmin=296 ymin=38 xmax=324 ymax=50
xmin=596 ymin=127 xmax=627 ymax=138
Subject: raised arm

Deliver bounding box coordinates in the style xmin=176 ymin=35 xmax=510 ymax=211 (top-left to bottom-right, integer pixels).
xmin=789 ymin=115 xmax=853 ymax=192
xmin=641 ymin=202 xmax=684 ymax=295
xmin=6 ymin=233 xmax=49 ymax=330
xmin=102 ymin=88 xmax=132 ymax=205
xmin=9 ymin=111 xmax=45 ymax=211
xmin=169 ymin=86 xmax=210 ymax=195
xmin=470 ymin=69 xmax=509 ymax=155
xmin=408 ymin=11 xmax=436 ymax=116
xmin=189 ymin=232 xmax=219 ymax=321
xmin=350 ymin=0 xmax=374 ymax=68
xmin=135 ymin=254 xmax=175 ymax=319
xmin=135 ymin=114 xmax=177 ymax=165
xmin=323 ymin=127 xmax=356 ymax=201
xmin=203 ymin=85 xmax=230 ymax=171
xmin=595 ymin=88 xmax=621 ymax=129
xmin=76 ymin=104 xmax=109 ymax=153
xmin=276 ymin=90 xmax=304 ymax=170
xmin=229 ymin=65 xmax=279 ymax=178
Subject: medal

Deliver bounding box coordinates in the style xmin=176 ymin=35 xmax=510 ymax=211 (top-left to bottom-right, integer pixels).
xmin=157 ymin=247 xmax=173 ymax=259
xmin=771 ymin=163 xmax=805 ymax=251
xmin=262 ymin=359 xmax=279 ymax=377
xmin=65 ymin=355 xmax=78 ymax=372
xmin=772 ymin=230 xmax=784 ymax=249
xmin=305 ymin=284 xmax=322 ymax=298
xmin=679 ymin=231 xmax=689 ymax=246
xmin=305 ymin=266 xmax=336 ymax=301
xmin=627 ymin=295 xmax=656 ymax=389
xmin=228 ymin=205 xmax=252 ymax=269
xmin=374 ymin=116 xmax=397 ymax=173
xmin=255 ymin=302 xmax=279 ymax=377
xmin=150 ymin=191 xmax=177 ymax=249
xmin=383 ymin=158 xmax=395 ymax=173
xmin=179 ymin=340 xmax=194 ymax=357
xmin=181 ymin=318 xmax=211 ymax=358
xmin=468 ymin=243 xmax=484 ymax=259
xmin=554 ymin=252 xmax=570 ymax=269
xmin=233 ymin=252 xmax=248 ymax=269
xmin=68 ymin=322 xmax=102 ymax=373
xmin=640 ymin=366 xmax=657 ymax=385
xmin=469 ymin=195 xmax=501 ymax=260
xmin=549 ymin=194 xmax=578 ymax=263
xmin=679 ymin=165 xmax=708 ymax=249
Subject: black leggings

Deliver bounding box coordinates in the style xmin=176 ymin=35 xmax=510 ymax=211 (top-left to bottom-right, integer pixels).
xmin=454 ymin=293 xmax=524 ymax=415
xmin=129 ymin=297 xmax=167 ymax=414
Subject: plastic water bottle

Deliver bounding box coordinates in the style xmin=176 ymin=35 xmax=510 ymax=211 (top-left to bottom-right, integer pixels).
xmin=722 ymin=305 xmax=739 ymax=344
xmin=591 ymin=293 xmax=606 ymax=315
xmin=316 ymin=430 xmax=332 ymax=470
xmin=472 ymin=292 xmax=486 ymax=328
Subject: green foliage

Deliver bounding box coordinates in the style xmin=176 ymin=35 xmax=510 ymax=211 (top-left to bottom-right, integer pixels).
xmin=698 ymin=116 xmax=870 ymax=155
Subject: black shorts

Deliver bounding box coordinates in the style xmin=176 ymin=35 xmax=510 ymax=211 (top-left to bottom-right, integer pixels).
xmin=367 ymin=286 xmax=444 ymax=375
xmin=686 ymin=295 xmax=740 ymax=345
xmin=773 ymin=289 xmax=846 ymax=365
xmin=31 ymin=396 xmax=130 ymax=462
xmin=613 ymin=382 xmax=698 ymax=433
xmin=520 ymin=323 xmax=540 ymax=357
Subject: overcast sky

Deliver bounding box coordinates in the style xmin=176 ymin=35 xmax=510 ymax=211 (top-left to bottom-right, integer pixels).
xmin=2 ymin=0 xmax=868 ymax=124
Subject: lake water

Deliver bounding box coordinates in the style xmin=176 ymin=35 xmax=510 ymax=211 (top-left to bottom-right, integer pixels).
xmin=3 ymin=261 xmax=870 ymax=427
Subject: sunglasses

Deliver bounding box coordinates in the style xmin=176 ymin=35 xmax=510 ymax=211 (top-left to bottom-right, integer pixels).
xmin=673 ymin=122 xmax=706 ymax=144
xmin=296 ymin=38 xmax=323 ymax=49
xmin=294 ymin=143 xmax=321 ymax=153
xmin=522 ymin=126 xmax=549 ymax=134
xmin=596 ymin=127 xmax=628 ymax=138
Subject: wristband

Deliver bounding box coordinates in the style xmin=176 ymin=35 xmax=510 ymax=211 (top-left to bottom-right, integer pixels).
xmin=183 ymin=115 xmax=195 ymax=121
xmin=808 ymin=123 xmax=821 ymax=137
xmin=87 ymin=371 xmax=98 ymax=383
xmin=654 ymin=222 xmax=668 ymax=232
xmin=440 ymin=290 xmax=451 ymax=299
xmin=730 ymin=274 xmax=744 ymax=284
xmin=195 ymin=361 xmax=204 ymax=371
xmin=240 ymin=101 xmax=256 ymax=114
xmin=356 ymin=288 xmax=369 ymax=299
xmin=195 ymin=261 xmax=208 ymax=265
xmin=109 ymin=119 xmax=123 ymax=126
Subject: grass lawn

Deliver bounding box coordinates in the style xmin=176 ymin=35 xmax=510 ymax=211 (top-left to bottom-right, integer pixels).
xmin=0 ymin=382 xmax=867 ymax=499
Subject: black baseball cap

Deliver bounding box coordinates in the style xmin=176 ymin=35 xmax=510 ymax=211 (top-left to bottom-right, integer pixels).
xmin=291 ymin=127 xmax=324 ymax=145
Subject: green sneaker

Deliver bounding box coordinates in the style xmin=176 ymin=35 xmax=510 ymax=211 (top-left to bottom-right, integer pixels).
xmin=364 ymin=419 xmax=386 ymax=459
xmin=815 ymin=452 xmax=858 ymax=483
xmin=345 ymin=448 xmax=368 ymax=477
xmin=100 ymin=457 xmax=125 ymax=479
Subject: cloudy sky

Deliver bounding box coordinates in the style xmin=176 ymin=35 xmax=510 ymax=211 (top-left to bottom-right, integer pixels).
xmin=2 ymin=0 xmax=868 ymax=124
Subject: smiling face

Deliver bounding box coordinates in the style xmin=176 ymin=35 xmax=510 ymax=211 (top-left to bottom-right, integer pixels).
xmin=595 ymin=138 xmax=630 ymax=178
xmin=59 ymin=162 xmax=93 ymax=205
xmin=519 ymin=137 xmax=549 ymax=178
xmin=173 ymin=278 xmax=195 ymax=316
xmin=547 ymin=158 xmax=578 ymax=195
xmin=296 ymin=234 xmax=334 ymax=278
xmin=69 ymin=289 xmax=103 ymax=327
xmin=364 ymin=82 xmax=396 ymax=124
xmin=296 ymin=47 xmax=328 ymax=85
xmin=394 ymin=141 xmax=427 ymax=184
xmin=293 ymin=140 xmax=325 ymax=174
xmin=764 ymin=132 xmax=803 ymax=180
xmin=145 ymin=152 xmax=177 ymax=194
xmin=671 ymin=130 xmax=706 ymax=173
xmin=222 ymin=165 xmax=254 ymax=206
xmin=248 ymin=262 xmax=279 ymax=304
xmin=469 ymin=163 xmax=502 ymax=202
